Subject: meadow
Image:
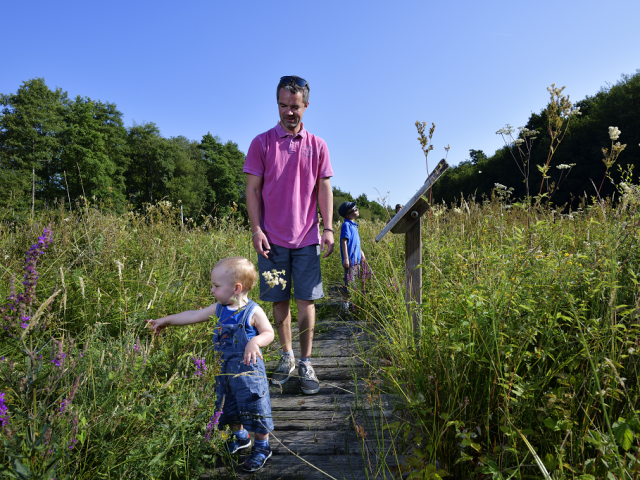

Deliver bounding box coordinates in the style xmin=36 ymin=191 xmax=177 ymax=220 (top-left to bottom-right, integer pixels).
xmin=1 ymin=183 xmax=640 ymax=479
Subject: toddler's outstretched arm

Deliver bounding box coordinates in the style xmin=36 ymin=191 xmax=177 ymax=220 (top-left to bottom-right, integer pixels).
xmin=146 ymin=304 xmax=218 ymax=334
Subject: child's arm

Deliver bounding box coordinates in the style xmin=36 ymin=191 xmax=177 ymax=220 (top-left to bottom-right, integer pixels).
xmin=243 ymin=306 xmax=275 ymax=365
xmin=341 ymin=237 xmax=350 ymax=269
xmin=145 ymin=303 xmax=218 ymax=334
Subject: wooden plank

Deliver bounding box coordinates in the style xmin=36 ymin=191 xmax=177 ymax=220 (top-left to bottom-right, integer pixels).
xmin=202 ymin=454 xmax=404 ymax=479
xmin=375 ymin=158 xmax=448 ymax=242
xmin=271 ymin=394 xmax=356 ymax=411
xmin=266 ymin=356 xmax=365 ymax=369
xmin=269 ymin=379 xmax=366 ymax=396
xmin=266 ymin=367 xmax=365 ymax=383
xmin=405 ymin=217 xmax=422 ymax=333
xmin=271 ymin=394 xmax=394 ymax=412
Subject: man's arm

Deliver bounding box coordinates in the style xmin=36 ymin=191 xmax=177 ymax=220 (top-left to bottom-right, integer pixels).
xmin=246 ymin=174 xmax=270 ymax=259
xmin=317 ymin=177 xmax=334 ymax=257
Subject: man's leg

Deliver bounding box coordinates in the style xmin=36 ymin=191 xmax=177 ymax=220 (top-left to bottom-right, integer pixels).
xmin=273 ymin=300 xmax=292 ymax=353
xmin=297 ymin=299 xmax=315 ymax=358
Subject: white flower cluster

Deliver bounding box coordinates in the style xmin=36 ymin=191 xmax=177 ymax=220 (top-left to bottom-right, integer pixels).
xmin=496 ymin=124 xmax=515 ymax=136
xmin=453 ymin=208 xmax=463 ymax=214
xmin=514 ymin=139 xmax=524 ymax=146
xmin=556 ymin=164 xmax=575 ymax=170
xmin=619 ymin=182 xmax=640 ymax=209
xmin=262 ymin=269 xmax=287 ymax=290
xmin=567 ymin=106 xmax=582 ymax=117
xmin=609 ymin=126 xmax=621 ymax=141
xmin=494 ymin=183 xmax=507 ymax=190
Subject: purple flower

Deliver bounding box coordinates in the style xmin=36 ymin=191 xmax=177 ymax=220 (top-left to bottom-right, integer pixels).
xmin=0 ymin=227 xmax=53 ymax=335
xmin=193 ymin=357 xmax=207 ymax=377
xmin=204 ymin=410 xmax=223 ymax=440
xmin=51 ymin=352 xmax=67 ymax=367
xmin=0 ymin=392 xmax=9 ymax=427
xmin=60 ymin=398 xmax=70 ymax=412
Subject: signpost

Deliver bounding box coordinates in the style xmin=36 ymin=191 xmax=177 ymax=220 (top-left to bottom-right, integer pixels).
xmin=375 ymin=159 xmax=449 ymax=333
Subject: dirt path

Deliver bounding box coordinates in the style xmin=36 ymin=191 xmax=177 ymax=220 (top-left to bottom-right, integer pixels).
xmin=202 ymin=302 xmax=398 ymax=479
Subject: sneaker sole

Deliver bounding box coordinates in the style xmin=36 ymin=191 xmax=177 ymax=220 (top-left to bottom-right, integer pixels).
xmin=229 ymin=441 xmax=252 ymax=455
xmin=300 ymin=384 xmax=320 ymax=395
xmin=270 ymin=365 xmax=295 ymax=385
xmin=242 ymin=450 xmax=273 ymax=472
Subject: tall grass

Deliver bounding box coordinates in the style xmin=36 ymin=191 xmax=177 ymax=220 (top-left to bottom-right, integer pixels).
xmin=349 ymin=191 xmax=640 ymax=479
xmin=0 ymin=201 xmax=266 ymax=479
xmin=3 ymin=187 xmax=640 ymax=479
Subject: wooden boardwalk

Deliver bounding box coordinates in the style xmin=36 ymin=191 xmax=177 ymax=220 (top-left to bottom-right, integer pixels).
xmin=202 ymin=306 xmax=399 ymax=479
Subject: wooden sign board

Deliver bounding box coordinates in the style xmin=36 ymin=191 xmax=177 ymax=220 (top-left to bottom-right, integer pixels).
xmin=375 ymin=159 xmax=449 ymax=243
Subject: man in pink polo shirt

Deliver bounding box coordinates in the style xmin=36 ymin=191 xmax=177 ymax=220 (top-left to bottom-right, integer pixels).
xmin=244 ymin=75 xmax=334 ymax=395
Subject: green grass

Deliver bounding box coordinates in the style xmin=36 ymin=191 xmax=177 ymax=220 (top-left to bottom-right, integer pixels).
xmin=1 ymin=191 xmax=640 ymax=479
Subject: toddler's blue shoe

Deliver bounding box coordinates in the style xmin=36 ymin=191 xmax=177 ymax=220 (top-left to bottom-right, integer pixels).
xmin=226 ymin=436 xmax=251 ymax=455
xmin=242 ymin=445 xmax=272 ymax=472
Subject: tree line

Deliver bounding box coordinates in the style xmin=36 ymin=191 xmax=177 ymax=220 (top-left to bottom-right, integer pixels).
xmin=1 ymin=78 xmax=390 ymax=223
xmin=0 ymin=78 xmax=247 ymax=219
xmin=432 ymin=69 xmax=640 ymax=207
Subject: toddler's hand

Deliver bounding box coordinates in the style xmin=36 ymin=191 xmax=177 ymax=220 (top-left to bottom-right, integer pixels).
xmin=145 ymin=318 xmax=168 ymax=335
xmin=243 ymin=339 xmax=263 ymax=366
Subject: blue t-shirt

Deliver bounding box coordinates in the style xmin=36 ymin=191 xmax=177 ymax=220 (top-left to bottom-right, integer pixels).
xmin=340 ymin=219 xmax=362 ymax=265
xmin=217 ymin=304 xmax=258 ymax=340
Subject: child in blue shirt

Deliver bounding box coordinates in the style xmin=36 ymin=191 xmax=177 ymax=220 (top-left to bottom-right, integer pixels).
xmin=338 ymin=201 xmax=367 ymax=311
xmin=146 ymin=256 xmax=275 ymax=472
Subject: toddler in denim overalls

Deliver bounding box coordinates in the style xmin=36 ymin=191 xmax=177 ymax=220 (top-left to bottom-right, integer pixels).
xmin=147 ymin=256 xmax=276 ymax=472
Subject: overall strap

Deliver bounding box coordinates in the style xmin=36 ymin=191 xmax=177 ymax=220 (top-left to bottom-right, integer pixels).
xmin=238 ymin=300 xmax=258 ymax=328
xmin=215 ymin=302 xmax=226 ymax=321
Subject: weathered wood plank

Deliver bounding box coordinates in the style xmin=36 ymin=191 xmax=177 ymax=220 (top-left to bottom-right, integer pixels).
xmin=202 ymin=454 xmax=404 ymax=479
xmin=269 ymin=379 xmax=366 ymax=396
xmin=266 ymin=367 xmax=365 ymax=383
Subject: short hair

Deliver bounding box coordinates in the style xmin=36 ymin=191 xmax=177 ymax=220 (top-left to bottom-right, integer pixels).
xmin=213 ymin=257 xmax=257 ymax=291
xmin=277 ymin=76 xmax=310 ymax=104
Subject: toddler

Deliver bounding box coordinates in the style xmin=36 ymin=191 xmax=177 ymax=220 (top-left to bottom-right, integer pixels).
xmin=147 ymin=257 xmax=275 ymax=472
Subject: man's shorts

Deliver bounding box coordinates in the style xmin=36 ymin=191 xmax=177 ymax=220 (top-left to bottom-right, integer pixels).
xmin=258 ymin=243 xmax=324 ymax=302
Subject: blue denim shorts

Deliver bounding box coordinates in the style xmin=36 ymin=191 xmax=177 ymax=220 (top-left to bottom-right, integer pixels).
xmin=258 ymin=243 xmax=324 ymax=301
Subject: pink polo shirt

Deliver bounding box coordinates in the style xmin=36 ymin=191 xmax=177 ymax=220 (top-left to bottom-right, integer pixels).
xmin=244 ymin=122 xmax=333 ymax=249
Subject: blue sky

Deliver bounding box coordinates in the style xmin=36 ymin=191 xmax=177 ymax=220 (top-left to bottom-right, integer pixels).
xmin=3 ymin=0 xmax=639 ymax=207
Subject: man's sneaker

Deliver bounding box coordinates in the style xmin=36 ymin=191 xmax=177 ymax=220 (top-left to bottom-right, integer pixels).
xmin=242 ymin=445 xmax=272 ymax=472
xmin=299 ymin=361 xmax=320 ymax=394
xmin=271 ymin=354 xmax=295 ymax=385
xmin=226 ymin=436 xmax=251 ymax=454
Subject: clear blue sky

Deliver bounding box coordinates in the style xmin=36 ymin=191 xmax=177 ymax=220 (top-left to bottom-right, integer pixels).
xmin=3 ymin=0 xmax=639 ymax=207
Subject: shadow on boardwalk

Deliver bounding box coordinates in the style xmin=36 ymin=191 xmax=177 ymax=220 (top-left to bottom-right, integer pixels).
xmin=202 ymin=298 xmax=401 ymax=479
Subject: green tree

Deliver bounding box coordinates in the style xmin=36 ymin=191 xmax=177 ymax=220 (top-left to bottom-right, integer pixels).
xmin=126 ymin=122 xmax=176 ymax=206
xmin=199 ymin=133 xmax=246 ymax=218
xmin=60 ymin=97 xmax=128 ymax=208
xmin=165 ymin=136 xmax=209 ymax=217
xmin=0 ymin=78 xmax=67 ymax=212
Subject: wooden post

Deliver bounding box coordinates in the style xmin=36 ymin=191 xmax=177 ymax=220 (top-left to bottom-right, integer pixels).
xmin=375 ymin=159 xmax=448 ymax=336
xmin=405 ymin=216 xmax=422 ymax=334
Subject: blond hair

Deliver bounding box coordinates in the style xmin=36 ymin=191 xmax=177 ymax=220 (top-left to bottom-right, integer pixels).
xmin=213 ymin=257 xmax=257 ymax=292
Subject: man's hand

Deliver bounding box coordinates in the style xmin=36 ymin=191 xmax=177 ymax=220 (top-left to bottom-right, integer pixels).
xmin=320 ymin=229 xmax=334 ymax=258
xmin=342 ymin=259 xmax=350 ymax=269
xmin=252 ymin=231 xmax=271 ymax=259
xmin=244 ymin=338 xmax=263 ymax=366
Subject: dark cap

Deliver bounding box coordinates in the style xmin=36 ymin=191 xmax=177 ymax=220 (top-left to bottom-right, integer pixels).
xmin=338 ymin=201 xmax=356 ymax=218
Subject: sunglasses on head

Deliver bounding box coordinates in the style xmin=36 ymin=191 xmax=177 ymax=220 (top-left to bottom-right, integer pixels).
xmin=279 ymin=76 xmax=308 ymax=87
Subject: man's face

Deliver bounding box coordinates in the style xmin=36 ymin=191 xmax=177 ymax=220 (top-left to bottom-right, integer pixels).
xmin=278 ymin=88 xmax=308 ymax=133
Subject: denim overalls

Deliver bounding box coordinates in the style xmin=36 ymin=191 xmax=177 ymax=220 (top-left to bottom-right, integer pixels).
xmin=213 ymin=300 xmax=274 ymax=434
